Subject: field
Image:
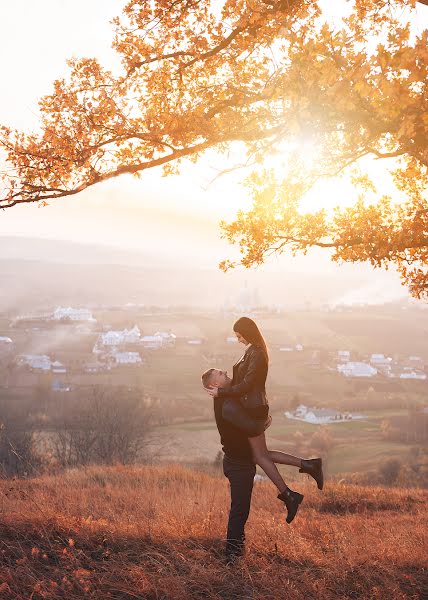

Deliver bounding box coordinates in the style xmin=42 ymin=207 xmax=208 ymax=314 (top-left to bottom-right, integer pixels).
xmin=151 ymin=407 xmax=415 ymax=476
xmin=0 ymin=464 xmax=426 ymax=599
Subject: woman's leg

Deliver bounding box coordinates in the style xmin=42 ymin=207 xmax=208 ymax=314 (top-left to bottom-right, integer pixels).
xmin=249 ymin=433 xmax=304 ymax=524
xmin=268 ymin=450 xmax=324 ymax=490
xmin=267 ymin=450 xmax=302 ymax=468
xmin=248 ymin=433 xmax=289 ymax=494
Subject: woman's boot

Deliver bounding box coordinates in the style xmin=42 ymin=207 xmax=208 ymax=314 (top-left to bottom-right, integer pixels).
xmin=277 ymin=488 xmax=304 ymax=523
xmin=299 ymin=457 xmax=324 ymax=490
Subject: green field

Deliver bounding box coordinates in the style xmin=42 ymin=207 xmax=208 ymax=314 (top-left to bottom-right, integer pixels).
xmin=327 ymin=440 xmax=410 ymax=474
xmin=153 ymin=406 xmax=418 ymax=478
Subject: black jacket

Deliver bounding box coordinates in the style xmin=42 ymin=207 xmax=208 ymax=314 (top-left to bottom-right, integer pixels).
xmin=218 ymin=344 xmax=269 ymax=414
xmin=213 ymin=397 xmax=254 ymax=462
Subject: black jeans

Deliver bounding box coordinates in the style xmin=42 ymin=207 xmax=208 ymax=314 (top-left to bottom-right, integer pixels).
xmin=223 ymin=454 xmax=256 ymax=557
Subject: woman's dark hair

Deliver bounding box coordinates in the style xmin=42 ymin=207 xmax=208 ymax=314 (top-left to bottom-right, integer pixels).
xmin=233 ymin=317 xmax=268 ymax=361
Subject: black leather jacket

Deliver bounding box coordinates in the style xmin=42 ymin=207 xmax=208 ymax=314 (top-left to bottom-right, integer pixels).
xmin=218 ymin=344 xmax=268 ymax=411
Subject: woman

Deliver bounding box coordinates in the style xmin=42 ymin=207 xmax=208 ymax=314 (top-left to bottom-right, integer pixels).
xmin=207 ymin=317 xmax=323 ymax=524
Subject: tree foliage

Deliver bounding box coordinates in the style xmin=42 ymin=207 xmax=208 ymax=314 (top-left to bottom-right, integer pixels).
xmin=0 ymin=0 xmax=427 ymax=296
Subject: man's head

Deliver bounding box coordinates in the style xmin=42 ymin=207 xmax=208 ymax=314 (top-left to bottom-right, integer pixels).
xmin=201 ymin=368 xmax=231 ymax=389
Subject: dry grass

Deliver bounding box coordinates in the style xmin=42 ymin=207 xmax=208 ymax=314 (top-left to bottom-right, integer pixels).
xmin=0 ymin=464 xmax=426 ymax=599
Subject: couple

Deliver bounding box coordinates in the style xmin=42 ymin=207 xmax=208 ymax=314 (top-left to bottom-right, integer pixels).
xmin=202 ymin=317 xmax=324 ymax=561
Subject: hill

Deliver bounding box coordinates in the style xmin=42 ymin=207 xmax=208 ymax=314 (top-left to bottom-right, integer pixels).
xmin=0 ymin=235 xmax=408 ymax=310
xmin=0 ymin=464 xmax=426 ymax=599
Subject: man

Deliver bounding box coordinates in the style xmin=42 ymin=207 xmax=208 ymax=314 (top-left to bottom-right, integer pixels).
xmin=201 ymin=367 xmax=270 ymax=562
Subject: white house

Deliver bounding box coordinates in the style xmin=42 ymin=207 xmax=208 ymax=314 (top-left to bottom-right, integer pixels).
xmin=51 ymin=360 xmax=66 ymax=374
xmin=99 ymin=331 xmax=123 ymax=346
xmin=399 ymin=370 xmax=427 ymax=380
xmin=114 ymin=351 xmax=142 ymax=365
xmin=285 ymin=404 xmax=358 ymax=424
xmin=404 ymin=355 xmax=425 ymax=369
xmin=370 ymin=353 xmax=392 ymax=366
xmin=337 ymin=350 xmax=351 ymax=362
xmin=140 ymin=335 xmax=163 ymax=349
xmin=18 ymin=354 xmax=51 ymax=370
xmin=122 ymin=325 xmax=141 ymax=343
xmin=295 ymin=344 xmax=304 ymax=352
xmin=0 ymin=337 xmax=13 ymax=355
xmin=97 ymin=325 xmax=141 ymax=348
xmin=279 ymin=346 xmax=294 ymax=352
xmin=226 ymin=336 xmax=238 ymax=344
xmin=337 ymin=361 xmax=377 ymax=377
xmin=52 ymin=307 xmax=95 ymax=322
xmin=188 ymin=338 xmax=203 ymax=345
xmin=294 ymin=404 xmax=308 ymax=418
xmin=154 ymin=331 xmax=176 ymax=347
xmin=304 ymin=408 xmax=343 ymax=424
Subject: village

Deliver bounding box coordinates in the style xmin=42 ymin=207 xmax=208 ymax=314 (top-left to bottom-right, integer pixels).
xmin=0 ymin=304 xmax=427 ymax=421
xmin=1 ymin=304 xmax=426 ymax=383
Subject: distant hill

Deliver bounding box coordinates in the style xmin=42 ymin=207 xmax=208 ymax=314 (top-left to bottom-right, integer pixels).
xmin=0 ymin=236 xmax=408 ymax=311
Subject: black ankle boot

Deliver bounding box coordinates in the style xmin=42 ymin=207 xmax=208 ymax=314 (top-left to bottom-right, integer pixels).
xmin=299 ymin=458 xmax=324 ymax=490
xmin=277 ymin=488 xmax=304 ymax=524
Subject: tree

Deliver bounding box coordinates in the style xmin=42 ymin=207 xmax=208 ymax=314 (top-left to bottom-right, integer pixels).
xmin=378 ymin=457 xmax=402 ymax=485
xmin=1 ymin=0 xmax=427 ymax=295
xmin=309 ymin=426 xmax=335 ymax=454
xmin=0 ymin=400 xmax=41 ymax=477
xmin=51 ymin=387 xmax=153 ymax=467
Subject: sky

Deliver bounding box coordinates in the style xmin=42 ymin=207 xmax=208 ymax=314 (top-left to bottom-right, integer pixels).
xmin=0 ymin=1 xmax=426 ymax=289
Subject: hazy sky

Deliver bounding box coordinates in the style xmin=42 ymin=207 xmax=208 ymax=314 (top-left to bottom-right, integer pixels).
xmin=0 ymin=1 xmax=426 ymax=289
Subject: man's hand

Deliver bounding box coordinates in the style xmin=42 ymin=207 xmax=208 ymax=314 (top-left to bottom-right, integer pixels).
xmin=205 ymin=386 xmax=219 ymax=398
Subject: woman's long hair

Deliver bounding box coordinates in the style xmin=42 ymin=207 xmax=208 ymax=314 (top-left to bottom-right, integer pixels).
xmin=233 ymin=317 xmax=268 ymax=361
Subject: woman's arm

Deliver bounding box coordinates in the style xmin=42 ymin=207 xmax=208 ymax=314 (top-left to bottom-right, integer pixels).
xmin=217 ymin=347 xmax=266 ymax=398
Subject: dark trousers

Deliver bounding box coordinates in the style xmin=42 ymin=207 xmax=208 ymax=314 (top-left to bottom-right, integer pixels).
xmin=223 ymin=455 xmax=256 ymax=556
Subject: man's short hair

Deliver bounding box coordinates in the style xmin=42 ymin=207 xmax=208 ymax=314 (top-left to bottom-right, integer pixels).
xmin=201 ymin=368 xmax=215 ymax=388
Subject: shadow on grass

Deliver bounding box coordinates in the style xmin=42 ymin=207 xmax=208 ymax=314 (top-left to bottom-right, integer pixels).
xmin=0 ymin=521 xmax=426 ymax=599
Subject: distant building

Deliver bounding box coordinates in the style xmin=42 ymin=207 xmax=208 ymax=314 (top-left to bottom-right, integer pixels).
xmin=285 ymin=404 xmax=360 ymax=424
xmin=337 ymin=361 xmax=377 ymax=377
xmin=399 ymin=370 xmax=427 ymax=380
xmin=84 ymin=361 xmax=109 ymax=373
xmin=0 ymin=337 xmax=13 ymax=356
xmin=337 ymin=350 xmax=351 ymax=362
xmin=304 ymin=408 xmax=343 ymax=424
xmin=140 ymin=335 xmax=163 ymax=349
xmin=17 ymin=354 xmax=51 ymax=370
xmin=98 ymin=331 xmax=123 ymax=346
xmin=51 ymin=379 xmax=71 ymax=392
xmin=51 ymin=360 xmax=66 ymax=374
xmin=279 ymin=346 xmax=294 ymax=352
xmin=295 ymin=344 xmax=304 ymax=352
xmin=96 ymin=325 xmax=141 ymax=349
xmin=122 ymin=325 xmax=141 ymax=343
xmin=52 ymin=307 xmax=95 ymax=322
xmin=153 ymin=331 xmax=176 ymax=347
xmin=226 ymin=336 xmax=238 ymax=344
xmin=370 ymin=353 xmax=392 ymax=366
xmin=187 ymin=338 xmax=203 ymax=345
xmin=114 ymin=351 xmax=142 ymax=365
xmin=235 ymin=282 xmax=261 ymax=312
xmin=403 ymin=355 xmax=425 ymax=369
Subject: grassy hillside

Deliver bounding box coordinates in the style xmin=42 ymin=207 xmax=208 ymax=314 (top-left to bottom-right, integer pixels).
xmin=0 ymin=465 xmax=426 ymax=599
